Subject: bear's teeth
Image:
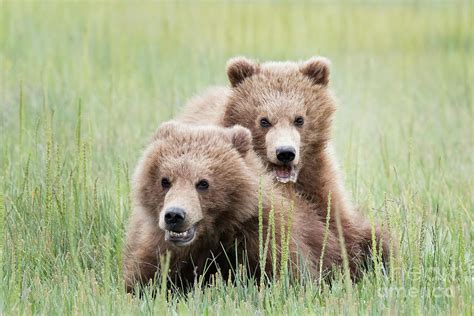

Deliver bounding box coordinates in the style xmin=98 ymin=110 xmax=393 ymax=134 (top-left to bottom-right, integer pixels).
xmin=169 ymin=230 xmax=189 ymax=238
xmin=274 ymin=165 xmax=299 ymax=183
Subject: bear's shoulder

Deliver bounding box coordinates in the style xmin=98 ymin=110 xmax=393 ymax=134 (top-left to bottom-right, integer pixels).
xmin=178 ymin=86 xmax=230 ymax=125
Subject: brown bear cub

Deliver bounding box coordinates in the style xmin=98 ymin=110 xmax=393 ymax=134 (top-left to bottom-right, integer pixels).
xmin=179 ymin=57 xmax=393 ymax=272
xmin=123 ymin=122 xmax=342 ymax=292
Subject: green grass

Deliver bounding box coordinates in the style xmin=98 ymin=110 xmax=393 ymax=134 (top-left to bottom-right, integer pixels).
xmin=1 ymin=1 xmax=472 ymax=314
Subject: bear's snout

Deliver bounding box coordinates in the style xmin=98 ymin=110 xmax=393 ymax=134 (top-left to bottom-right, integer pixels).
xmin=164 ymin=207 xmax=186 ymax=228
xmin=276 ymin=146 xmax=296 ymax=163
xmin=265 ymin=125 xmax=301 ymax=167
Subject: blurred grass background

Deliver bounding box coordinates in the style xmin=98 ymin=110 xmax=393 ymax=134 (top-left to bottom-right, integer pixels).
xmin=1 ymin=1 xmax=472 ymax=314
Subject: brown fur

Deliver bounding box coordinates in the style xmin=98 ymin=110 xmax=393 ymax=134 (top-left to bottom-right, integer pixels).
xmin=178 ymin=57 xmax=393 ymax=273
xmin=123 ymin=123 xmax=342 ymax=292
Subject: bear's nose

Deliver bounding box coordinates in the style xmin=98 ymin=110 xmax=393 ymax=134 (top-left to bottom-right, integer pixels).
xmin=164 ymin=207 xmax=186 ymax=226
xmin=276 ymin=146 xmax=296 ymax=163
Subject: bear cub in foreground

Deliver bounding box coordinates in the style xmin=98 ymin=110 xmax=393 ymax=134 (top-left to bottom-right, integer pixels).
xmin=123 ymin=122 xmax=343 ymax=292
xmin=179 ymin=57 xmax=393 ymax=268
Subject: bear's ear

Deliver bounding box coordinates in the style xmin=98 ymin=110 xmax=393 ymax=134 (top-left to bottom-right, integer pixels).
xmin=227 ymin=57 xmax=259 ymax=88
xmin=227 ymin=125 xmax=252 ymax=157
xmin=152 ymin=120 xmax=181 ymax=141
xmin=300 ymin=57 xmax=331 ymax=86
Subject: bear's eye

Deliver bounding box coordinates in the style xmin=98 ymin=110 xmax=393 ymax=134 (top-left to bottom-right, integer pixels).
xmin=294 ymin=116 xmax=305 ymax=127
xmin=259 ymin=118 xmax=272 ymax=128
xmin=196 ymin=179 xmax=209 ymax=191
xmin=161 ymin=177 xmax=171 ymax=189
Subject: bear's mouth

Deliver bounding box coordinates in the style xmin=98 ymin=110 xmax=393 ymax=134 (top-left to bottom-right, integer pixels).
xmin=165 ymin=225 xmax=197 ymax=246
xmin=273 ymin=164 xmax=299 ymax=183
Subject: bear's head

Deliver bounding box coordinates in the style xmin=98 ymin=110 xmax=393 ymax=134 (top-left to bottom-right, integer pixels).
xmin=224 ymin=57 xmax=336 ymax=184
xmin=133 ymin=122 xmax=259 ymax=248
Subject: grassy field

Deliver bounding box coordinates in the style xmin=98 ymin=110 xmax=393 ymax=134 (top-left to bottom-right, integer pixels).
xmin=1 ymin=1 xmax=472 ymax=314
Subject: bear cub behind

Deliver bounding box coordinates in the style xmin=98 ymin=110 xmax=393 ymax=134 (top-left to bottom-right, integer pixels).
xmin=179 ymin=57 xmax=393 ymax=271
